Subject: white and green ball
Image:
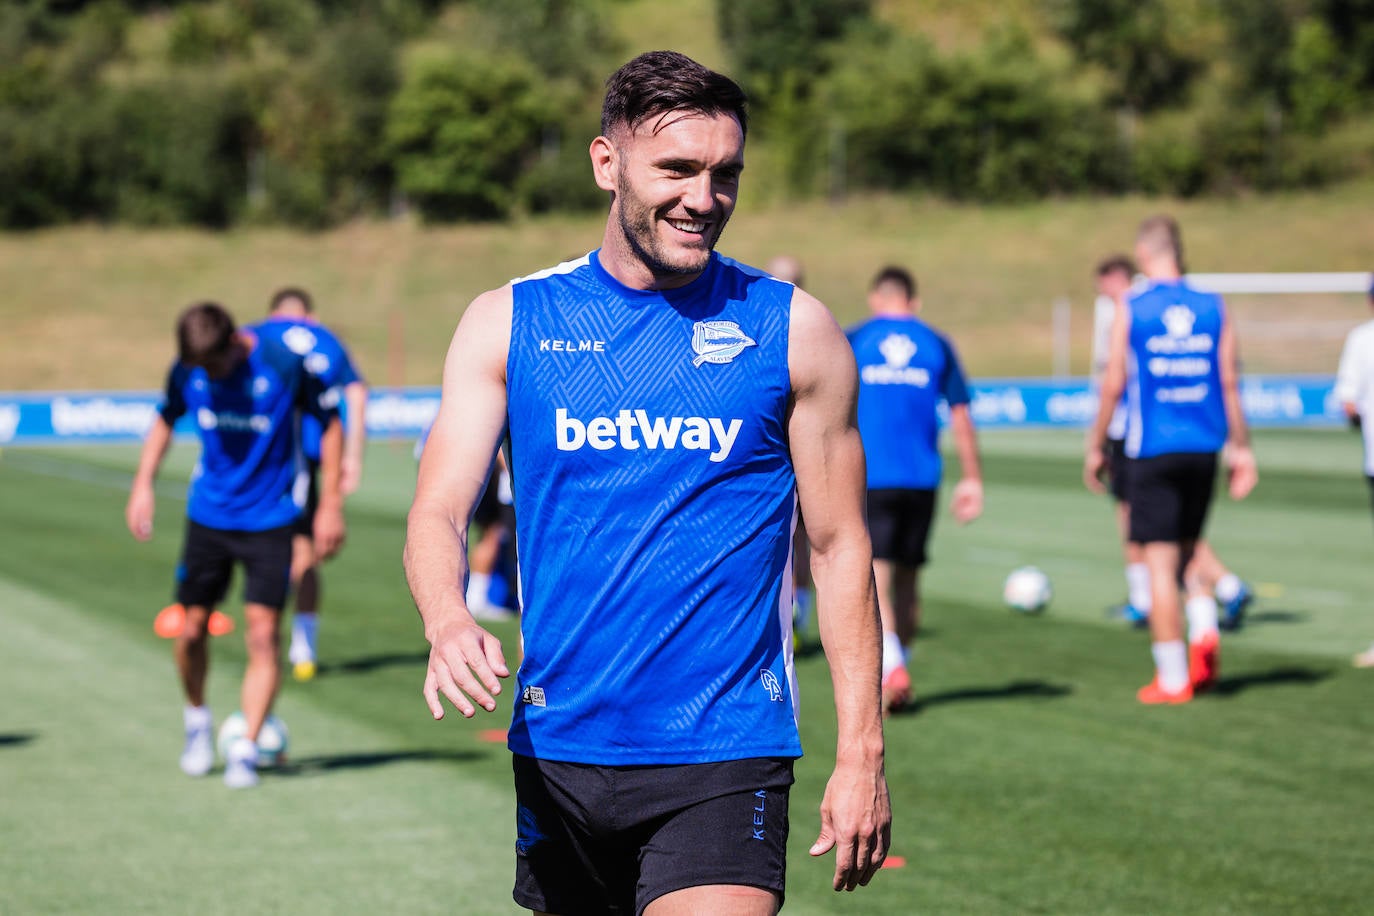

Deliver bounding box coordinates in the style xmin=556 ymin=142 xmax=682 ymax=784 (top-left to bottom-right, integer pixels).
xmin=1003 ymin=566 xmax=1052 ymax=614
xmin=217 ymin=712 xmax=290 ymax=767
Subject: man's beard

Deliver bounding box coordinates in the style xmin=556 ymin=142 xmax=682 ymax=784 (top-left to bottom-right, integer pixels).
xmin=616 ymin=172 xmax=727 ymax=279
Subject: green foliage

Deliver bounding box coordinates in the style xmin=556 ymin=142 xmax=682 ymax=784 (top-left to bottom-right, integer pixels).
xmin=717 ymin=0 xmax=873 ymax=98
xmin=387 ymin=50 xmax=553 ymax=221
xmin=102 ymin=74 xmax=254 ymax=225
xmin=814 ymin=27 xmax=1114 ymax=200
xmin=1047 ymin=0 xmax=1210 ymax=111
xmin=1286 ymin=16 xmax=1360 ymax=133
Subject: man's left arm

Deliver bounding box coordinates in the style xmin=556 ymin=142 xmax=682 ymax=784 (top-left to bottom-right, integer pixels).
xmin=788 ymin=289 xmax=891 ymax=893
xmin=1218 ymin=309 xmax=1257 ymax=499
xmin=341 ymin=380 xmax=368 ymax=495
xmin=301 ymin=368 xmax=346 ymax=558
xmin=1084 ymin=299 xmax=1129 ymax=493
xmin=940 ymin=339 xmax=982 ymax=524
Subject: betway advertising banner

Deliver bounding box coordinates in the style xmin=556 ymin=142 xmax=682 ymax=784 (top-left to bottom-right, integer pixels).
xmin=0 ymin=376 xmax=1345 ymax=446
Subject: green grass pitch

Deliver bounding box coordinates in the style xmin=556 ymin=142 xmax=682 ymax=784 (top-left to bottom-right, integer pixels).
xmin=1 ymin=428 xmax=1372 ymax=914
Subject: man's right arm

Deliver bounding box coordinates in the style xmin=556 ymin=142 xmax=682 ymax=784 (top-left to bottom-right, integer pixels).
xmin=403 ymin=286 xmax=513 ymax=720
xmin=126 ymin=416 xmax=173 ymax=541
xmin=127 ymin=365 xmax=184 ymax=541
xmin=1218 ymin=309 xmax=1257 ymax=499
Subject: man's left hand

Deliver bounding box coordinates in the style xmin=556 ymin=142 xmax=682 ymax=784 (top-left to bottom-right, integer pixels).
xmin=809 ymin=757 xmax=892 ymax=892
xmin=314 ymin=501 xmax=347 ymax=559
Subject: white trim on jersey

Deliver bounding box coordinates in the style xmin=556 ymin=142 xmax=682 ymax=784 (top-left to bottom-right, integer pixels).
xmin=510 ymin=253 xmax=592 ymax=286
xmin=778 ymin=492 xmax=801 ymax=726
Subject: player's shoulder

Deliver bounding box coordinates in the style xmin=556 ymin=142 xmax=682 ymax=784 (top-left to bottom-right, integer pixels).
xmin=510 ymin=251 xmax=594 ymax=287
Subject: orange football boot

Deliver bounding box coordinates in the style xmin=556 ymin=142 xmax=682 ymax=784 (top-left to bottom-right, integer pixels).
xmin=1137 ymin=678 xmax=1193 ymax=705
xmin=1189 ymin=631 xmax=1220 ymax=692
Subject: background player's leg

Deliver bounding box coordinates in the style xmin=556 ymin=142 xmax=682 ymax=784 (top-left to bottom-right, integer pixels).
xmin=226 ymin=602 xmax=282 ymax=788
xmin=240 ymin=602 xmax=283 ymax=741
xmin=1109 ymin=502 xmax=1151 ymax=626
xmin=175 ymin=605 xmax=214 ymax=776
xmin=874 ymin=559 xmax=912 ymax=712
xmin=175 ymin=604 xmax=212 ymax=706
xmin=893 ymin=564 xmax=918 ymax=645
xmin=288 ymin=533 xmax=320 ymax=680
xmin=1182 ymin=540 xmax=1221 ymax=690
xmin=643 ymin=884 xmax=780 ymax=916
xmin=1140 ymin=542 xmax=1191 ymax=702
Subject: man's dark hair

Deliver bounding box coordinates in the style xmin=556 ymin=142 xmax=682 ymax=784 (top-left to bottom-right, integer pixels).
xmin=177 ymin=302 xmax=236 ymax=367
xmin=1096 ymin=254 xmax=1136 ymax=278
xmin=269 ymin=286 xmax=313 ymax=314
xmin=871 ymin=266 xmax=916 ymax=300
xmin=601 ymin=51 xmax=748 ymax=140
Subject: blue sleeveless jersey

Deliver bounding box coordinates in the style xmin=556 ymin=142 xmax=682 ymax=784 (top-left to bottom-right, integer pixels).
xmin=504 ymin=251 xmax=803 ymax=765
xmin=1124 ymin=280 xmax=1228 ymax=459
xmin=847 ymin=316 xmax=970 ymax=490
xmin=158 ymin=336 xmax=337 ymax=531
xmin=249 ymin=318 xmax=362 ymax=462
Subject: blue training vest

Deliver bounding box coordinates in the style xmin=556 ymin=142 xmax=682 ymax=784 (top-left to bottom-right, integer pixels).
xmin=504 ymin=251 xmax=803 ymax=765
xmin=1124 ymin=279 xmax=1229 ymax=459
xmin=158 ymin=336 xmax=336 ymax=531
xmin=847 ymin=315 xmax=970 ymax=490
xmin=250 ymin=319 xmax=362 ymax=463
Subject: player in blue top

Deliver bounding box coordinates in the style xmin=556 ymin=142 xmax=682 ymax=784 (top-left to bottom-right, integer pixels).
xmin=1092 ymin=256 xmax=1256 ymax=631
xmin=847 ymin=267 xmax=984 ymax=714
xmin=251 ymin=288 xmax=369 ymax=682
xmin=125 ymin=302 xmax=346 ymax=787
xmin=1085 ymin=215 xmax=1257 ymax=704
xmin=405 ymin=51 xmax=890 ymax=913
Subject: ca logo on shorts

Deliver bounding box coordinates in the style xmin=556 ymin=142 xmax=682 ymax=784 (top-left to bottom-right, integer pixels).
xmin=691 ymin=320 xmax=756 ymax=367
xmin=759 ymin=669 xmax=784 ymax=702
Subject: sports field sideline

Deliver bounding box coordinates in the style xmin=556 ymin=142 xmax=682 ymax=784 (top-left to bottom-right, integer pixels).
xmin=2 ymin=427 xmax=1372 ymax=914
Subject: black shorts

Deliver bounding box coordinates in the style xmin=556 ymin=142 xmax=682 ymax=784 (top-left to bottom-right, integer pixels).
xmin=176 ymin=520 xmax=294 ymax=610
xmin=1127 ymin=452 xmax=1218 ymax=544
xmin=867 ymin=488 xmax=937 ymax=566
xmin=292 ymin=459 xmax=319 ymax=538
xmin=1105 ymin=438 xmax=1131 ymax=503
xmin=512 ymin=754 xmax=793 ymax=916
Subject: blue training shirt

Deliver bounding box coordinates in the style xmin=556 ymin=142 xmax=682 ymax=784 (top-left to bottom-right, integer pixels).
xmin=504 ymin=250 xmax=803 ymax=766
xmin=847 ymin=315 xmax=970 ymax=490
xmin=249 ymin=318 xmax=362 ymax=463
xmin=1124 ymin=279 xmax=1228 ymax=459
xmin=158 ymin=334 xmax=338 ymax=531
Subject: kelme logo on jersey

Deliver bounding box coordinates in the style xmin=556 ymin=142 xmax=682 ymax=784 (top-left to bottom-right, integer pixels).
xmin=555 ymin=408 xmax=743 ymax=463
xmin=691 ymin=320 xmax=756 ymax=367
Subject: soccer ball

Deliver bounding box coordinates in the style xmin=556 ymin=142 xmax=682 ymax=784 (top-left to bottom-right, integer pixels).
xmin=217 ymin=711 xmax=290 ymax=767
xmin=1003 ymin=566 xmax=1052 ymax=614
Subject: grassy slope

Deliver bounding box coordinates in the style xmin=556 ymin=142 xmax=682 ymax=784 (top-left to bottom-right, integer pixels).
xmin=2 ymin=430 xmax=1372 ymax=913
xmin=4 ymin=182 xmax=1373 ymax=394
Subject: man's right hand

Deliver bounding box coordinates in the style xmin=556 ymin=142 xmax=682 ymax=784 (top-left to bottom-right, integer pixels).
xmin=125 ymin=483 xmax=155 ymax=541
xmin=423 ymin=616 xmax=511 ymax=720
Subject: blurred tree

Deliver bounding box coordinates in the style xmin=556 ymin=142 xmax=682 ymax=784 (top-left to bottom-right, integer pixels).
xmin=717 ymin=0 xmax=874 ymax=98
xmin=1047 ymin=0 xmax=1209 ymax=112
xmin=386 ymin=50 xmax=552 ymax=221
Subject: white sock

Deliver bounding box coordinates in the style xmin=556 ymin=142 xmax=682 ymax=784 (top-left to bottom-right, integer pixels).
xmin=881 ymin=631 xmax=907 ymax=678
xmin=184 ymin=705 xmax=212 ymax=730
xmin=1215 ymin=573 xmax=1243 ymax=604
xmin=290 ymin=612 xmax=318 ymax=663
xmin=1185 ymin=595 xmax=1220 ymax=643
xmin=466 ymin=572 xmax=492 ymax=609
xmin=1126 ymin=563 xmax=1152 ymax=611
xmin=1151 ymin=641 xmax=1189 ymax=693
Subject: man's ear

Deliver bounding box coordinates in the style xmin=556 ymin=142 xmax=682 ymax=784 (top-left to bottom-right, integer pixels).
xmin=590 ymin=135 xmax=618 ymax=193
